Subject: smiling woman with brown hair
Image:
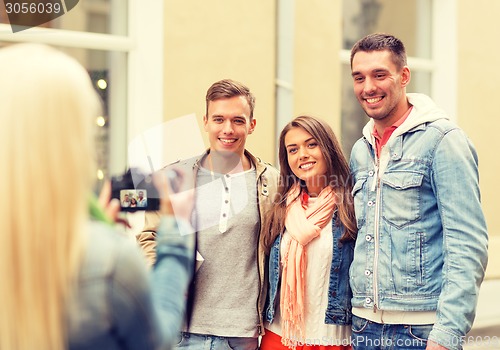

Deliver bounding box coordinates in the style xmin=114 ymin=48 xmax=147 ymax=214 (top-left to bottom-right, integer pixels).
xmin=261 ymin=116 xmax=357 ymax=350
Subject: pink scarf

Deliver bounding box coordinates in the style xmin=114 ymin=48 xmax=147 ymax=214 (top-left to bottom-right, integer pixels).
xmin=280 ymin=184 xmax=335 ymax=348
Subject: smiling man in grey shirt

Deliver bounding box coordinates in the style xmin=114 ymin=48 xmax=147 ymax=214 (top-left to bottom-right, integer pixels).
xmin=137 ymin=79 xmax=279 ymax=350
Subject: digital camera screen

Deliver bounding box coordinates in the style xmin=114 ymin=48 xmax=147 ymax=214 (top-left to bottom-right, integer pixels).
xmin=119 ymin=189 xmax=148 ymax=209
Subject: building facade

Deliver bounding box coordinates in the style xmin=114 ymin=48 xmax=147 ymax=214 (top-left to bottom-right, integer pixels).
xmin=1 ymin=0 xmax=498 ymax=277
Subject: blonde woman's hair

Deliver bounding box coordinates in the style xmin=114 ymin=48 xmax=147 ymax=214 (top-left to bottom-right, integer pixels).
xmin=0 ymin=44 xmax=100 ymax=349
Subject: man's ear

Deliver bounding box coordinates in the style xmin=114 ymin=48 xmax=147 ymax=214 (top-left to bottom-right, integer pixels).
xmin=202 ymin=115 xmax=208 ymax=131
xmin=248 ymin=118 xmax=256 ymax=134
xmin=401 ymin=66 xmax=411 ymax=87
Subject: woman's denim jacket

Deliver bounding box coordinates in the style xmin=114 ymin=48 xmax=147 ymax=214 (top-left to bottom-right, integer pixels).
xmin=264 ymin=211 xmax=354 ymax=326
xmin=349 ymin=93 xmax=488 ymax=350
xmin=68 ymin=218 xmax=193 ymax=350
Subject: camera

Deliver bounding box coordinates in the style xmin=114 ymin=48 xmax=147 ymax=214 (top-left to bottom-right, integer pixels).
xmin=111 ymin=168 xmax=160 ymax=212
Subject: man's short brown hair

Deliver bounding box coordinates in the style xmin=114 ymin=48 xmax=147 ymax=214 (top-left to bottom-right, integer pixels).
xmin=205 ymin=79 xmax=256 ymax=119
xmin=350 ymin=33 xmax=407 ymax=71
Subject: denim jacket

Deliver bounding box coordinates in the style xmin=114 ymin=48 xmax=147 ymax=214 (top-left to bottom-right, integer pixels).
xmin=349 ymin=93 xmax=488 ymax=350
xmin=68 ymin=218 xmax=193 ymax=350
xmin=264 ymin=211 xmax=354 ymax=326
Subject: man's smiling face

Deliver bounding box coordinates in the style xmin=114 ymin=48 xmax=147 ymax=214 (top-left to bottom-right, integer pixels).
xmin=351 ymin=49 xmax=411 ymax=129
xmin=203 ymin=95 xmax=256 ymax=158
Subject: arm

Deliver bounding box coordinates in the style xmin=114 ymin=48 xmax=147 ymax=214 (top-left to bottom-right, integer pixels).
xmin=149 ymin=167 xmax=195 ymax=346
xmin=428 ymin=129 xmax=488 ymax=350
xmin=136 ymin=166 xmax=196 ymax=268
xmin=109 ymin=237 xmax=164 ymax=349
xmin=136 ymin=210 xmax=161 ymax=267
xmin=109 ymin=216 xmax=194 ymax=350
xmin=151 ymin=217 xmax=195 ymax=347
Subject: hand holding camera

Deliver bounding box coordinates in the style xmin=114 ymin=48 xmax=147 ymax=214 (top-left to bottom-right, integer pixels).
xmin=111 ymin=167 xmax=194 ymax=224
xmin=111 ymin=168 xmax=160 ymax=212
xmin=96 ymin=181 xmax=131 ymax=227
xmin=154 ymin=168 xmax=195 ymax=222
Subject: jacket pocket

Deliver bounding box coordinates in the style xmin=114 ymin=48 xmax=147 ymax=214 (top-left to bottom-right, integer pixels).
xmin=381 ymin=172 xmax=423 ymax=228
xmin=404 ymin=231 xmax=426 ymax=287
xmin=352 ymin=177 xmax=367 ymax=229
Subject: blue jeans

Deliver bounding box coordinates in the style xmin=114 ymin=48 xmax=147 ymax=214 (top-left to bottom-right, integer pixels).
xmin=351 ymin=315 xmax=432 ymax=350
xmin=175 ymin=332 xmax=258 ymax=350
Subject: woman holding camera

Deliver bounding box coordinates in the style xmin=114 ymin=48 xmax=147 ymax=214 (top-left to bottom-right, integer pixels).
xmin=0 ymin=43 xmax=193 ymax=350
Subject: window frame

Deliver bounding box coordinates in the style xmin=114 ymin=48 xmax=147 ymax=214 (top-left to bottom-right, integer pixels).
xmin=0 ymin=0 xmax=164 ymax=173
xmin=339 ymin=0 xmax=457 ymax=121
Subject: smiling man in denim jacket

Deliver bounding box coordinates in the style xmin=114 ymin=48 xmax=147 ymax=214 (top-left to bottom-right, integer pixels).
xmin=348 ymin=33 xmax=488 ymax=350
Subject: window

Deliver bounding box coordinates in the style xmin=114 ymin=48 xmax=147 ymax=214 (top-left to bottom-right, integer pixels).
xmin=0 ymin=0 xmax=164 ymax=178
xmin=340 ymin=0 xmax=456 ymax=156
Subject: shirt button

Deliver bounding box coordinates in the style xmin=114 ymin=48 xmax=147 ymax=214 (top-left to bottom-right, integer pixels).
xmin=365 ymin=297 xmax=372 ymax=304
xmin=367 ymin=201 xmax=374 ymax=206
xmin=365 ymin=235 xmax=373 ymax=242
xmin=364 ymin=270 xmax=371 ymax=276
xmin=368 ymin=171 xmax=374 ymax=176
